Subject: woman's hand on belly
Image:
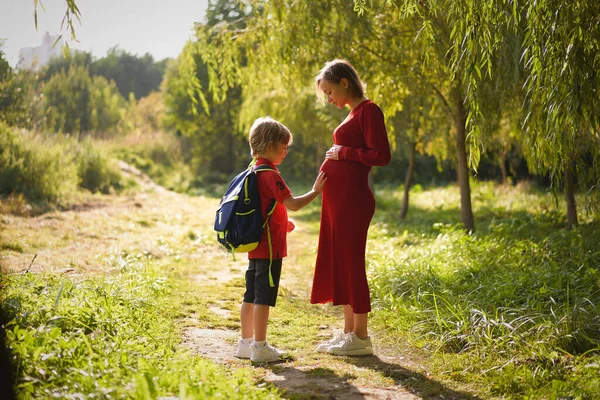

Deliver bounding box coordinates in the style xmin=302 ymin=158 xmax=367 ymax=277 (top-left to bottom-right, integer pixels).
xmin=325 ymin=144 xmax=343 ymax=160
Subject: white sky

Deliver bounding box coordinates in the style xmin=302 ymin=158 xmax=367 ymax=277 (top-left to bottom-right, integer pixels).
xmin=0 ymin=0 xmax=209 ymax=67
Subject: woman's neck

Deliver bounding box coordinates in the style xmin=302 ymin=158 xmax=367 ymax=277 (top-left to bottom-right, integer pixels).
xmin=348 ymin=96 xmax=369 ymax=110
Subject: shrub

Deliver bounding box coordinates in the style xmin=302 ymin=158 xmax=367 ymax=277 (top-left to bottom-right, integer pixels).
xmin=0 ymin=122 xmax=128 ymax=204
xmin=74 ymin=138 xmax=125 ymax=194
xmin=0 ymin=122 xmax=78 ymax=203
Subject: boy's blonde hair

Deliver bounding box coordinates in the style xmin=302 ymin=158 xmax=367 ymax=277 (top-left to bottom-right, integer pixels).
xmin=249 ymin=117 xmax=293 ymax=158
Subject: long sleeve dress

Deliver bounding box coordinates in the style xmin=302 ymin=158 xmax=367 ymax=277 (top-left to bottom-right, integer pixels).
xmin=310 ymin=100 xmax=391 ymax=314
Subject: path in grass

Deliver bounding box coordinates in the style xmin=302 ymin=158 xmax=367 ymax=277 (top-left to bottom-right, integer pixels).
xmin=0 ymin=170 xmax=479 ymax=399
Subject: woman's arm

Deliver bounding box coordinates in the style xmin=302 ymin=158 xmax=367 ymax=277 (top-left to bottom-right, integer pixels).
xmin=331 ymin=103 xmax=391 ymax=166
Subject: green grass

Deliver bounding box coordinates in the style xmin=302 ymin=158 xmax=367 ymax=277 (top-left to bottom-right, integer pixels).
xmin=1 ymin=251 xmax=279 ymax=399
xmin=368 ymin=181 xmax=600 ymax=398
xmin=2 ymin=179 xmax=599 ymax=399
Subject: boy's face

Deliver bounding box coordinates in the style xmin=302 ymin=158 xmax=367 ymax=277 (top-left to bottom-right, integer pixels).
xmin=264 ymin=142 xmax=289 ymax=165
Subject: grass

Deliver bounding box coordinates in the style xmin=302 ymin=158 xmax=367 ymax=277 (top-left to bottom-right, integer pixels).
xmin=1 ymin=178 xmax=599 ymax=399
xmin=368 ymin=181 xmax=600 ymax=398
xmin=1 ymin=252 xmax=279 ymax=399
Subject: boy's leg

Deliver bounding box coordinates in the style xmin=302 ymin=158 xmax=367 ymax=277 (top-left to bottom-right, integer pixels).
xmin=240 ymin=302 xmax=254 ymax=339
xmin=251 ymin=258 xmax=282 ymax=341
xmin=236 ymin=261 xmax=259 ymax=359
xmin=253 ymin=304 xmax=270 ymax=342
xmin=249 ymin=259 xmax=285 ymax=363
xmin=241 ymin=260 xmax=258 ymax=339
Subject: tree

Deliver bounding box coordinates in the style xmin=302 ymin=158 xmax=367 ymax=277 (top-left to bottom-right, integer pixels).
xmin=43 ymin=65 xmax=92 ymax=134
xmin=91 ymin=47 xmax=166 ymax=99
xmin=518 ymin=1 xmax=600 ymax=229
xmin=0 ymin=41 xmax=10 ymax=81
xmin=367 ymin=0 xmax=600 ymax=228
xmin=43 ymin=65 xmax=125 ymax=135
xmin=162 ymin=0 xmax=254 ymax=181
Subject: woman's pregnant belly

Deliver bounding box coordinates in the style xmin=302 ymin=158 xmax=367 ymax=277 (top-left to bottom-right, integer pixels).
xmin=320 ymin=159 xmax=374 ymax=214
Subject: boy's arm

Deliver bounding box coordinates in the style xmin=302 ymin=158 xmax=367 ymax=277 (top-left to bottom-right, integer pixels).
xmin=283 ymin=172 xmax=326 ymax=211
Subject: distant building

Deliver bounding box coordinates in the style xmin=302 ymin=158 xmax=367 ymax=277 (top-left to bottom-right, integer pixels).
xmin=18 ymin=32 xmax=65 ymax=70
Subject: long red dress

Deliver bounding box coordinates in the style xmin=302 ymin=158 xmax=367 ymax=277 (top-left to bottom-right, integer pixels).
xmin=310 ymin=100 xmax=391 ymax=314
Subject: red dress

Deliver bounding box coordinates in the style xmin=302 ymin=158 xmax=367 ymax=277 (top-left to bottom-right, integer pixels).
xmin=310 ymin=100 xmax=391 ymax=314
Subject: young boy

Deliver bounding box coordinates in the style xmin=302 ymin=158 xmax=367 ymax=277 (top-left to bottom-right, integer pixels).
xmin=235 ymin=116 xmax=326 ymax=363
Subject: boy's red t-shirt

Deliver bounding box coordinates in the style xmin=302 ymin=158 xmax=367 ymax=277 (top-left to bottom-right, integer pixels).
xmin=248 ymin=157 xmax=292 ymax=260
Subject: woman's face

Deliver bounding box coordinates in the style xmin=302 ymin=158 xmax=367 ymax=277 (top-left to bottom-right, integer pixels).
xmin=318 ymin=78 xmax=350 ymax=109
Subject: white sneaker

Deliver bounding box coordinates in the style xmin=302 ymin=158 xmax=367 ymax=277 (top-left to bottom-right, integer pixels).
xmin=327 ymin=332 xmax=373 ymax=356
xmin=316 ymin=331 xmax=345 ymax=353
xmin=250 ymin=342 xmax=285 ymax=363
xmin=235 ymin=339 xmax=252 ymax=359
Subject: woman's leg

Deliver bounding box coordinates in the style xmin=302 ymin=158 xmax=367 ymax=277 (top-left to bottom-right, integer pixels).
xmin=343 ymin=305 xmax=354 ymax=333
xmin=353 ymin=312 xmax=368 ymax=339
xmin=240 ymin=302 xmax=254 ymax=339
xmin=253 ymin=304 xmax=270 ymax=342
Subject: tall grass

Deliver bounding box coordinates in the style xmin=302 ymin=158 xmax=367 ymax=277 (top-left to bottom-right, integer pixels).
xmin=99 ymin=131 xmax=193 ymax=193
xmin=369 ymin=182 xmax=600 ymax=398
xmin=0 ymin=123 xmax=78 ymax=203
xmin=1 ymin=251 xmax=279 ymax=399
xmin=0 ymin=123 xmax=129 ymax=207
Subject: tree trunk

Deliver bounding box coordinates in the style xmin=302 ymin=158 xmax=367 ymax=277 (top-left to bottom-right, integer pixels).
xmin=400 ymin=142 xmax=417 ymax=220
xmin=453 ymin=89 xmax=475 ymax=231
xmin=499 ymin=152 xmax=508 ymax=184
xmin=565 ymin=161 xmax=578 ymax=230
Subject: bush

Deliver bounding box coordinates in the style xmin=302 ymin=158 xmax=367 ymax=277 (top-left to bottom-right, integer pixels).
xmin=0 ymin=122 xmax=128 ymax=204
xmin=74 ymin=138 xmax=125 ymax=194
xmin=0 ymin=122 xmax=78 ymax=203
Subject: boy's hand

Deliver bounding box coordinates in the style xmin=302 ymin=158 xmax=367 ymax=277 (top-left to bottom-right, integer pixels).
xmin=313 ymin=171 xmax=327 ymax=193
xmin=325 ymin=144 xmax=342 ymax=160
xmin=287 ymin=219 xmax=296 ymax=232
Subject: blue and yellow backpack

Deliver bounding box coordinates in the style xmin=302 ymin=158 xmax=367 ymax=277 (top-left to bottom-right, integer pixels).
xmin=214 ymin=161 xmax=277 ymax=285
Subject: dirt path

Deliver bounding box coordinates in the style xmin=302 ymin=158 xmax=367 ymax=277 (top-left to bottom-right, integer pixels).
xmin=1 ymin=167 xmax=477 ymax=400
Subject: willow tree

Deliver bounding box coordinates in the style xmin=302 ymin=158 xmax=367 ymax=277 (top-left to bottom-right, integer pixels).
xmin=368 ymin=0 xmax=600 ymax=228
xmin=191 ymin=1 xmax=474 ymax=224
xmin=190 ymin=0 xmax=395 ymax=179
xmin=518 ymin=1 xmax=600 ymax=228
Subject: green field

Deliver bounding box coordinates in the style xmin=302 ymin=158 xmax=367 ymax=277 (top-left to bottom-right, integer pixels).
xmin=1 ymin=179 xmax=598 ymax=399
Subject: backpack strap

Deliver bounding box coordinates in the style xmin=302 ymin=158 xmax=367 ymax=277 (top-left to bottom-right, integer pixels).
xmin=253 ymin=162 xmax=278 ymax=287
xmin=263 ymin=200 xmax=277 ymax=287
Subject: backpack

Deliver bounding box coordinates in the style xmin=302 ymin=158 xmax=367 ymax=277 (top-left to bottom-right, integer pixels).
xmin=214 ymin=162 xmax=277 ymax=284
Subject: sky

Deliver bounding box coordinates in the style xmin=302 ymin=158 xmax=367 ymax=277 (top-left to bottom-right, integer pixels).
xmin=0 ymin=0 xmax=209 ymax=67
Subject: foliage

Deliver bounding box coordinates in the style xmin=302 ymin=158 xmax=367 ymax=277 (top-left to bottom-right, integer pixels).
xmin=0 ymin=123 xmax=126 ymax=204
xmin=1 ymin=251 xmax=280 ymax=399
xmin=43 ymin=65 xmax=92 ymax=134
xmin=100 ymin=131 xmax=193 ymax=193
xmin=91 ymin=47 xmax=167 ymax=99
xmin=121 ymin=91 xmax=165 ymax=134
xmin=0 ymin=122 xmax=78 ymax=203
xmin=0 ymin=68 xmax=44 ymax=130
xmin=519 ymin=0 xmax=600 ymax=197
xmin=74 ymin=138 xmax=125 ymax=194
xmin=44 ymin=46 xmax=167 ymax=101
xmin=162 ymin=0 xmax=254 ymax=182
xmin=43 ymin=65 xmax=126 ymax=135
xmin=368 ymin=183 xmax=600 ymax=397
xmin=0 ymin=41 xmax=10 ymax=80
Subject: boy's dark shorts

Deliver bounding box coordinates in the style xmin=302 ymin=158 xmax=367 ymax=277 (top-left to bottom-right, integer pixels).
xmin=243 ymin=258 xmax=283 ymax=307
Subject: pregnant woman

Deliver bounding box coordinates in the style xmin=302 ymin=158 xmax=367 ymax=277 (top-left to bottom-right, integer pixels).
xmin=311 ymin=59 xmax=391 ymax=356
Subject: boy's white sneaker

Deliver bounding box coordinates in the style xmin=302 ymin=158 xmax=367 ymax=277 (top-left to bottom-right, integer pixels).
xmin=250 ymin=342 xmax=285 ymax=363
xmin=235 ymin=339 xmax=252 ymax=359
xmin=316 ymin=331 xmax=345 ymax=353
xmin=327 ymin=332 xmax=373 ymax=356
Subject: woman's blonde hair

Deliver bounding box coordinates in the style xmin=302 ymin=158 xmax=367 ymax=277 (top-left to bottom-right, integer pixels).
xmin=249 ymin=116 xmax=293 ymax=158
xmin=315 ymin=59 xmax=365 ymax=104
